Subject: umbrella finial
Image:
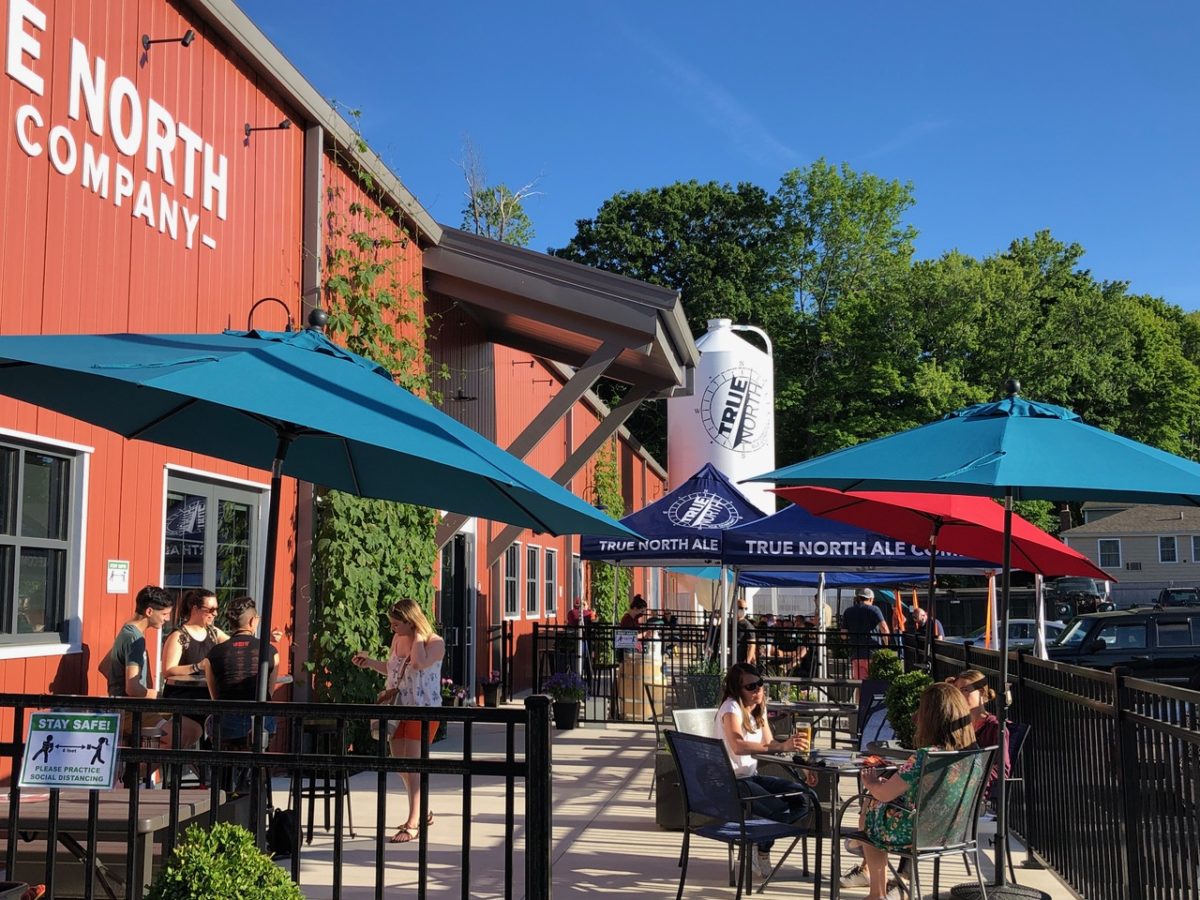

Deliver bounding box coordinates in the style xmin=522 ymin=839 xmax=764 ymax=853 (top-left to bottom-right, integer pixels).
xmin=1004 ymin=378 xmax=1020 ymax=398
xmin=307 ymin=308 xmax=329 ymax=331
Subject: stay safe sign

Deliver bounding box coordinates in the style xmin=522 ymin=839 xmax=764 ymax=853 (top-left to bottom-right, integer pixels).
xmin=19 ymin=712 xmax=121 ymax=790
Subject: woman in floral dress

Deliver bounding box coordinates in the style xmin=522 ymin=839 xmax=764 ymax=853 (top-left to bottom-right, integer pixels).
xmin=856 ymin=682 xmax=977 ymax=900
xmin=353 ymin=598 xmax=444 ymax=843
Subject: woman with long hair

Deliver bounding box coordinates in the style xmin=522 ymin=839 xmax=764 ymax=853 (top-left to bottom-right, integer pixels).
xmin=850 ymin=682 xmax=978 ymax=900
xmin=714 ymin=662 xmax=813 ymax=878
xmin=352 ymin=598 xmax=445 ymax=844
xmin=161 ymin=588 xmax=228 ymax=747
xmin=949 ymin=668 xmax=1011 ymax=796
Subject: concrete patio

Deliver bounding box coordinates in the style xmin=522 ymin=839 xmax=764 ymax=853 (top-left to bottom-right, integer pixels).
xmin=289 ymin=707 xmax=1077 ymax=899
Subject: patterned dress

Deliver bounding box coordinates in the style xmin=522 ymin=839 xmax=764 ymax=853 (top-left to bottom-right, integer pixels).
xmin=864 ymin=747 xmax=969 ymax=851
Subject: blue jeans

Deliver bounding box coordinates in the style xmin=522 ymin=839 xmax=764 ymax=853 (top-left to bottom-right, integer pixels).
xmin=737 ymin=773 xmax=814 ymax=851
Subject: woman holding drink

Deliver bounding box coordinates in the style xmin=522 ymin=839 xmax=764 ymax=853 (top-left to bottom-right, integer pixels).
xmin=714 ymin=662 xmax=815 ymax=878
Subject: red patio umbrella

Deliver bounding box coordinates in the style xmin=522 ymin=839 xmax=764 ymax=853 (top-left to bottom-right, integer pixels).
xmin=773 ymin=486 xmax=1110 ymax=661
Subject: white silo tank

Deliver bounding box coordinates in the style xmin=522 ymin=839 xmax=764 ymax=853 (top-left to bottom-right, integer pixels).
xmin=667 ymin=318 xmax=776 ymax=512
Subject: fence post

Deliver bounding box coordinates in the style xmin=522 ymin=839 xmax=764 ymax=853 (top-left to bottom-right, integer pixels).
xmin=1110 ymin=669 xmax=1144 ymax=900
xmin=525 ymin=694 xmax=553 ymax=900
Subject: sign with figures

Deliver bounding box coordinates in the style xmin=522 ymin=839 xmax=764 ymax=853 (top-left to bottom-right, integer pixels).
xmin=19 ymin=712 xmax=121 ymax=790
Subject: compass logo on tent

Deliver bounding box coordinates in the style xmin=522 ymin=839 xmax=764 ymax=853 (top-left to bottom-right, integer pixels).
xmin=666 ymin=491 xmax=743 ymax=530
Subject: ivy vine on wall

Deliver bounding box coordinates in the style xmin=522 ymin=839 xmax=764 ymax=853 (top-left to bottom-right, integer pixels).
xmin=307 ymin=113 xmax=440 ymax=740
xmin=588 ymin=439 xmax=629 ymax=665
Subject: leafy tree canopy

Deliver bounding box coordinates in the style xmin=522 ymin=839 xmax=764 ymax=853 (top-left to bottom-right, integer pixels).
xmin=552 ymin=162 xmax=1200 ymax=515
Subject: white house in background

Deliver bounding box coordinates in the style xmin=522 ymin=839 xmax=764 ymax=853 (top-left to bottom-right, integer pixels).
xmin=1062 ymin=505 xmax=1200 ymax=604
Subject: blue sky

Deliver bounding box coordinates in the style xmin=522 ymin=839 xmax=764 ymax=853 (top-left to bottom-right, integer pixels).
xmin=238 ymin=1 xmax=1200 ymax=310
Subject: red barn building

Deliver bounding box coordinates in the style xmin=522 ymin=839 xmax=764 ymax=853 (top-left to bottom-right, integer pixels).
xmin=0 ymin=0 xmax=694 ymax=708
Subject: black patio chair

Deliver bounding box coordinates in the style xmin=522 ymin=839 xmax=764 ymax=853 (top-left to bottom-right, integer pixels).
xmin=964 ymin=721 xmax=1032 ymax=883
xmin=665 ymin=730 xmax=823 ymax=900
xmin=830 ymin=745 xmax=995 ymax=900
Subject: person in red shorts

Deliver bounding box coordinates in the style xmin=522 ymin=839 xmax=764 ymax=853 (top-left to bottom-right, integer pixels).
xmin=353 ymin=599 xmax=445 ymax=844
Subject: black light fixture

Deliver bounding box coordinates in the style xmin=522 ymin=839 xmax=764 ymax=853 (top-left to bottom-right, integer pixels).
xmin=452 ymin=388 xmax=477 ymax=402
xmin=142 ymin=29 xmax=195 ymax=52
xmin=246 ymin=296 xmax=295 ymax=332
xmin=244 ymin=120 xmax=292 ymax=139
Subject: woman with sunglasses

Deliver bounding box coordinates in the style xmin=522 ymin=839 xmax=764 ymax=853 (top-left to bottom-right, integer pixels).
xmin=161 ymin=588 xmax=229 ymax=746
xmin=949 ymin=668 xmax=1011 ymax=796
xmin=714 ymin=661 xmax=814 ymax=878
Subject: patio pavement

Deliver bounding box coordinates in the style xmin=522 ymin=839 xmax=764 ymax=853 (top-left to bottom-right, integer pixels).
xmin=290 ymin=706 xmax=1077 ymax=899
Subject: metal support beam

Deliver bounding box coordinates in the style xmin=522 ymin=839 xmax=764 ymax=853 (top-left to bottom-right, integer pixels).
xmin=436 ymin=341 xmax=625 ymax=549
xmin=485 ymin=384 xmax=652 ymax=568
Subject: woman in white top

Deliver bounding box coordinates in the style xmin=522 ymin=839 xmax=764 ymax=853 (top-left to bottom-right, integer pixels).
xmin=714 ymin=662 xmax=814 ymax=877
xmin=352 ymin=598 xmax=444 ymax=844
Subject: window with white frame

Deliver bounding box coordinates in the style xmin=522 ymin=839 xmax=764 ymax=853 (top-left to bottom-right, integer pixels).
xmin=544 ymin=548 xmax=558 ymax=616
xmin=164 ymin=474 xmax=263 ymax=610
xmin=1097 ymin=539 xmax=1121 ymax=569
xmin=526 ymin=545 xmax=540 ymax=617
xmin=503 ymin=543 xmax=521 ymax=618
xmin=0 ymin=435 xmax=87 ymax=647
xmin=1159 ymin=536 xmax=1177 ymax=564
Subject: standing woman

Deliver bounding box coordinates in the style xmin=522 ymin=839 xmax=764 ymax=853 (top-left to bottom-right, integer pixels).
xmin=161 ymin=588 xmax=228 ymax=748
xmin=352 ymin=598 xmax=444 ymax=844
xmin=714 ymin=661 xmax=813 ymax=878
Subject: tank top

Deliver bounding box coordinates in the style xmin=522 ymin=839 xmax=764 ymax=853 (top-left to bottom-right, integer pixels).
xmin=178 ymin=625 xmax=218 ymax=665
xmin=396 ymin=639 xmax=443 ymax=709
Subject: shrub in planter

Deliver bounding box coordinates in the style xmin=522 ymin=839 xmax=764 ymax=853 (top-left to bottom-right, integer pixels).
xmin=146 ymin=822 xmax=302 ymax=900
xmin=867 ymin=649 xmax=903 ymax=683
xmin=884 ymin=670 xmax=932 ymax=749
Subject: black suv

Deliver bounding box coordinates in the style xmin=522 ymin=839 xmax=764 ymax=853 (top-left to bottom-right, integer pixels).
xmin=1047 ymin=607 xmax=1200 ymax=686
xmin=1156 ymin=587 xmax=1200 ymax=607
xmin=1045 ymin=577 xmax=1114 ymax=620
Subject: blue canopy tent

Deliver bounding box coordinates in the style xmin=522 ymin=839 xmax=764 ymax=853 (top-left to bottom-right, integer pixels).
xmin=581 ymin=463 xmax=768 ymax=664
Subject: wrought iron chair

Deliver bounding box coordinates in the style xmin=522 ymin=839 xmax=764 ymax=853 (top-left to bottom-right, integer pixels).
xmin=830 ymin=745 xmax=995 ymax=899
xmin=964 ymin=721 xmax=1032 ymax=883
xmin=665 ymin=730 xmax=823 ymax=900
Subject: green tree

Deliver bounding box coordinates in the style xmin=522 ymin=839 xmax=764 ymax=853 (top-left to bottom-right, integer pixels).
xmin=459 ymin=140 xmax=537 ymax=246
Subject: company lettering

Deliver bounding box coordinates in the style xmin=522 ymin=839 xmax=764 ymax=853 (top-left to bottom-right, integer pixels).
xmin=717 ymin=375 xmax=762 ymax=448
xmin=6 ymin=0 xmax=227 ymax=250
xmin=593 ymin=538 xmax=721 ymax=554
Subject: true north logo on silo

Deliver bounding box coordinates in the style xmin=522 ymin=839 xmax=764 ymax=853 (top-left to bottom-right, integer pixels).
xmin=700 ymin=366 xmax=770 ymax=452
xmin=666 ymin=491 xmax=743 ymax=530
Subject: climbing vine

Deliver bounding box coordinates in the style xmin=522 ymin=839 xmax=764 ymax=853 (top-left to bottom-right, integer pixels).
xmin=588 ymin=439 xmax=629 ymax=666
xmin=307 ymin=111 xmax=440 ymax=739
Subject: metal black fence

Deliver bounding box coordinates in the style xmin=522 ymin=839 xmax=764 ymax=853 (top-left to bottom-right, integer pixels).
xmin=532 ymin=623 xmax=868 ymax=723
xmin=486 ymin=620 xmax=516 ymax=702
xmin=0 ymin=693 xmax=552 ymax=900
xmin=928 ymin=640 xmax=1200 ymax=900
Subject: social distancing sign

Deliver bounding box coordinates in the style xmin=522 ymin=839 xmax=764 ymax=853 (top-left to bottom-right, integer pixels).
xmin=19 ymin=712 xmax=121 ymax=790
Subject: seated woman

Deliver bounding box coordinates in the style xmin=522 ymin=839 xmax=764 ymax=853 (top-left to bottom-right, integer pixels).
xmin=949 ymin=668 xmax=1012 ymax=797
xmin=850 ymin=682 xmax=978 ymax=900
xmin=714 ymin=662 xmax=814 ymax=878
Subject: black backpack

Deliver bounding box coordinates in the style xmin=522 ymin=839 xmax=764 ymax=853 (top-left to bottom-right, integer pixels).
xmin=267 ymin=807 xmax=298 ymax=858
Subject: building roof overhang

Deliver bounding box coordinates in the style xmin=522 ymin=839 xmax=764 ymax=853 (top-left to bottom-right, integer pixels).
xmin=425 ymin=228 xmax=698 ymax=395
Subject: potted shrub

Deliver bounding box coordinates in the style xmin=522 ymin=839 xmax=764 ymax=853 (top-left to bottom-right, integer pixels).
xmin=543 ymin=671 xmax=585 ymax=729
xmin=868 ymin=648 xmax=903 ymax=683
xmin=146 ymin=821 xmax=302 ymax=899
xmin=677 ymin=657 xmax=722 ymax=708
xmin=884 ymin=669 xmax=933 ymax=749
xmin=480 ymin=670 xmax=502 ymax=708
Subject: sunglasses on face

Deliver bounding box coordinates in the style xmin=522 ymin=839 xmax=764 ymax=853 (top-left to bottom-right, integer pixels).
xmin=740 ymin=679 xmax=765 ymax=692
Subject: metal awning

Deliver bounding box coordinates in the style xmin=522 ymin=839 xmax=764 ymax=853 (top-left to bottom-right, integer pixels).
xmin=425 ymin=227 xmax=697 ymax=394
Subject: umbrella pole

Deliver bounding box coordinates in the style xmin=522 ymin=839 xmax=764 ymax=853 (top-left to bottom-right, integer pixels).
xmin=257 ymin=433 xmax=294 ymax=704
xmin=924 ymin=523 xmax=941 ymax=669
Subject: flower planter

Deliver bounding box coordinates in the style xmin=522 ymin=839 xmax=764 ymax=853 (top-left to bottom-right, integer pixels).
xmin=482 ymin=684 xmax=501 ymax=708
xmin=552 ymin=700 xmax=580 ymax=730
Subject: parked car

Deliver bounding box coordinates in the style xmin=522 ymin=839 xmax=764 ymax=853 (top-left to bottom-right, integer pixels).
xmin=1156 ymin=587 xmax=1200 ymax=607
xmin=1048 ymin=608 xmax=1200 ymax=685
xmin=945 ymin=618 xmax=1065 ymax=649
xmin=1045 ymin=577 xmax=1114 ymax=620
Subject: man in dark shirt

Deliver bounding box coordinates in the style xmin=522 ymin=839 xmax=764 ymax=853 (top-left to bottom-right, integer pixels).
xmin=735 ymin=602 xmax=757 ymax=665
xmin=841 ymin=588 xmax=889 ymax=680
xmin=204 ymin=596 xmax=278 ymax=749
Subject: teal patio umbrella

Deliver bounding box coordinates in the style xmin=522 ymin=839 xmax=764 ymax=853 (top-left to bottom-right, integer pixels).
xmin=753 ymin=381 xmax=1200 ymax=899
xmin=0 ymin=326 xmax=637 ymax=699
